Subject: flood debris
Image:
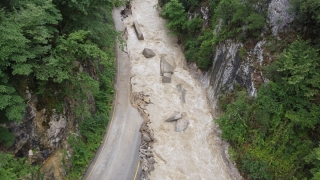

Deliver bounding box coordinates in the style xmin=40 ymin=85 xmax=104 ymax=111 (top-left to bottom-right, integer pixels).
xmin=120 ymin=2 xmax=132 ymax=20
xmin=133 ymin=20 xmax=144 ymax=40
xmin=142 ymin=48 xmax=156 ymax=58
xmin=130 ymin=92 xmax=155 ymax=180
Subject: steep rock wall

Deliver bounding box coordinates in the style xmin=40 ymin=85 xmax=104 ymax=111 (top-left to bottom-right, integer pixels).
xmin=7 ymin=92 xmax=77 ymax=179
xmin=201 ymin=0 xmax=294 ymax=108
xmin=6 ymin=62 xmax=97 ymax=179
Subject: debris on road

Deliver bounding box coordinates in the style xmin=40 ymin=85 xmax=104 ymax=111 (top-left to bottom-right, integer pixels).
xmin=131 ymin=92 xmax=155 ymax=180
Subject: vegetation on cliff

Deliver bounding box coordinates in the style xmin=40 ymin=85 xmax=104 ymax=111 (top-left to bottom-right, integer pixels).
xmin=161 ymin=0 xmax=320 ymax=179
xmin=0 ymin=0 xmax=122 ymax=178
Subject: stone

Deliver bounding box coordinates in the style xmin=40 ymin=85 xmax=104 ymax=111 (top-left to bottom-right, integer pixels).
xmin=28 ymin=149 xmax=33 ymax=156
xmin=148 ymin=157 xmax=155 ymax=164
xmin=149 ymin=165 xmax=155 ymax=172
xmin=143 ymin=97 xmax=150 ymax=103
xmin=142 ymin=48 xmax=156 ymax=58
xmin=177 ymin=84 xmax=186 ymax=103
xmin=142 ymin=133 xmax=152 ymax=142
xmin=162 ymin=73 xmax=171 ymax=83
xmin=175 ymin=119 xmax=189 ymax=132
xmin=133 ymin=20 xmax=144 ymax=40
xmin=160 ymin=56 xmax=174 ymax=75
xmin=144 ymin=153 xmax=153 ymax=157
xmin=166 ymin=112 xmax=182 ymax=122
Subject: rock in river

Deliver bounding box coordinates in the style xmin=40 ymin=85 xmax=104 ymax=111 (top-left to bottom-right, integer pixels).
xmin=166 ymin=112 xmax=182 ymax=122
xmin=142 ymin=48 xmax=156 ymax=58
xmin=175 ymin=119 xmax=189 ymax=132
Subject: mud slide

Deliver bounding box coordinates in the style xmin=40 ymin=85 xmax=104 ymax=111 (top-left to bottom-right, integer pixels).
xmin=122 ymin=0 xmax=241 ymax=179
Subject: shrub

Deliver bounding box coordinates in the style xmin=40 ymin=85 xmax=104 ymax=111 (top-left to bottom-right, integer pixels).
xmin=161 ymin=0 xmax=187 ymax=34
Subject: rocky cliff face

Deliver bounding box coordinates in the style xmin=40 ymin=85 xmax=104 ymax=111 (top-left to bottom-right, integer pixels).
xmin=6 ymin=91 xmax=77 ymax=179
xmin=6 ymin=64 xmax=96 ymax=179
xmin=200 ymin=0 xmax=294 ymax=109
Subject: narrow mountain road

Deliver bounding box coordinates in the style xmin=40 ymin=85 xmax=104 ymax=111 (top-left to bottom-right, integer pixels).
xmin=82 ymin=7 xmax=143 ymax=180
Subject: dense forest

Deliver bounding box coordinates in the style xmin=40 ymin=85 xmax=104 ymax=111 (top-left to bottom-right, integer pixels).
xmin=0 ymin=0 xmax=121 ymax=179
xmin=160 ymin=0 xmax=320 ymax=179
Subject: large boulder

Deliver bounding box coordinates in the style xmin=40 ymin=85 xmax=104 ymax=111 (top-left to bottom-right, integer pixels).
xmin=175 ymin=119 xmax=189 ymax=132
xmin=162 ymin=73 xmax=171 ymax=83
xmin=142 ymin=48 xmax=156 ymax=58
xmin=177 ymin=84 xmax=186 ymax=103
xmin=166 ymin=112 xmax=182 ymax=122
xmin=133 ymin=20 xmax=144 ymax=40
xmin=160 ymin=56 xmax=174 ymax=75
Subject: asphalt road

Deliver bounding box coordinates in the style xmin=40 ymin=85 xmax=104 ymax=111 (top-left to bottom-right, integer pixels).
xmin=82 ymin=7 xmax=143 ymax=180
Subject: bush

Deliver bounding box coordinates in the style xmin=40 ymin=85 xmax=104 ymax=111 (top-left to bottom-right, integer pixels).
xmin=68 ymin=114 xmax=109 ymax=179
xmin=0 ymin=127 xmax=15 ymax=147
xmin=161 ymin=0 xmax=187 ymax=34
xmin=0 ymin=152 xmax=40 ymax=180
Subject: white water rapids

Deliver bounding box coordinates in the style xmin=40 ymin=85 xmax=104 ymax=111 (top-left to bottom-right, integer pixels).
xmin=122 ymin=0 xmax=240 ymax=179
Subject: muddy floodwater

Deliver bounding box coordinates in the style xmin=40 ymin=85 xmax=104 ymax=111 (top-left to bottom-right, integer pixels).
xmin=122 ymin=0 xmax=240 ymax=179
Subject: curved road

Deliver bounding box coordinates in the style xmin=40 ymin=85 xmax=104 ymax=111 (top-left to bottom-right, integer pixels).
xmin=82 ymin=7 xmax=143 ymax=180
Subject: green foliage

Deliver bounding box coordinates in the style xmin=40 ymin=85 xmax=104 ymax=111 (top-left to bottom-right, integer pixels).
xmin=161 ymin=0 xmax=266 ymax=70
xmin=0 ymin=152 xmax=40 ymax=180
xmin=291 ymin=0 xmax=320 ymax=24
xmin=0 ymin=1 xmax=61 ymax=75
xmin=161 ymin=0 xmax=187 ymax=34
xmin=214 ymin=0 xmax=265 ymax=38
xmin=290 ymin=0 xmax=320 ymax=44
xmin=0 ymin=0 xmax=116 ymax=178
xmin=217 ymin=40 xmax=320 ymax=179
xmin=265 ymin=40 xmax=320 ymax=128
xmin=68 ymin=114 xmax=109 ymax=179
xmin=0 ymin=81 xmax=25 ymax=122
xmin=305 ymin=144 xmax=320 ymax=179
xmin=0 ymin=0 xmax=61 ymax=124
xmin=217 ymin=91 xmax=251 ymax=143
xmin=0 ymin=127 xmax=15 ymax=147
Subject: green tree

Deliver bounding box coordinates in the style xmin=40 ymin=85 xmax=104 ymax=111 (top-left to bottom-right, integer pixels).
xmin=161 ymin=0 xmax=187 ymax=34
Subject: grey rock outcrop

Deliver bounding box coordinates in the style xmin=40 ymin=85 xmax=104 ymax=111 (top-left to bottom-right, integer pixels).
xmin=268 ymin=0 xmax=295 ymax=36
xmin=142 ymin=48 xmax=156 ymax=58
xmin=175 ymin=119 xmax=189 ymax=132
